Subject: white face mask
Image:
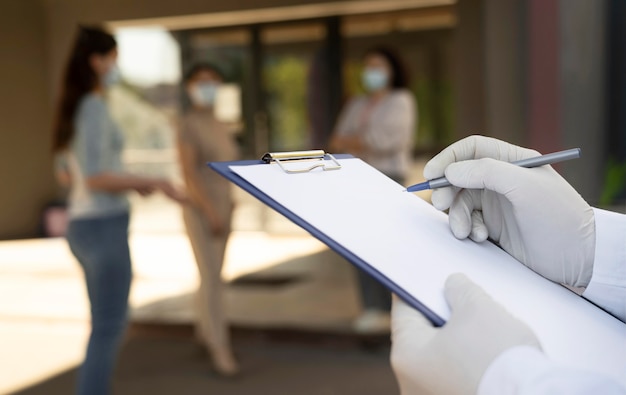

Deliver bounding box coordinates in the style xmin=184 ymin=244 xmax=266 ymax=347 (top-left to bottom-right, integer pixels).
xmin=102 ymin=65 xmax=121 ymax=88
xmin=362 ymin=68 xmax=389 ymax=92
xmin=190 ymin=82 xmax=219 ymax=107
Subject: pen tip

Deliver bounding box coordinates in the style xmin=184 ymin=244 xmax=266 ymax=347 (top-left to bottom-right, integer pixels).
xmin=406 ymin=182 xmax=429 ymax=193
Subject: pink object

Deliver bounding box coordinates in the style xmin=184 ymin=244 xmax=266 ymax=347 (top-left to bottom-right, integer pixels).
xmin=44 ymin=206 xmax=68 ymax=237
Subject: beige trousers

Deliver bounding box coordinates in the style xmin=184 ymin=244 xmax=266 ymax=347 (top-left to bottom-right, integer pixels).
xmin=182 ymin=205 xmax=232 ymax=352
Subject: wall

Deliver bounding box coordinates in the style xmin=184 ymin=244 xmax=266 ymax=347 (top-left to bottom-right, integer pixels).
xmin=484 ymin=0 xmax=526 ymax=146
xmin=560 ymin=0 xmax=607 ymax=202
xmin=0 ymin=0 xmax=56 ymax=239
xmin=453 ymin=0 xmax=486 ymax=138
xmin=454 ymin=0 xmax=607 ymax=203
xmin=454 ymin=0 xmax=527 ymax=145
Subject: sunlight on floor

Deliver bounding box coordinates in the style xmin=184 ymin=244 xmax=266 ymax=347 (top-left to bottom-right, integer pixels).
xmin=0 ymin=230 xmax=327 ymax=394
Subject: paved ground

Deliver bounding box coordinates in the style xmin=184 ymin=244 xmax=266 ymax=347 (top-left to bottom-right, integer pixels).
xmin=9 ymin=327 xmax=396 ymax=395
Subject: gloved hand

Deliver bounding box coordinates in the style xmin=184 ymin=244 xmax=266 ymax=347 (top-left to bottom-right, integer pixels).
xmin=391 ymin=273 xmax=541 ymax=395
xmin=424 ymin=135 xmax=595 ymax=288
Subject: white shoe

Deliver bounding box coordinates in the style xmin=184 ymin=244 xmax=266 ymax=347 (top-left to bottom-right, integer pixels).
xmin=352 ymin=309 xmax=391 ymax=334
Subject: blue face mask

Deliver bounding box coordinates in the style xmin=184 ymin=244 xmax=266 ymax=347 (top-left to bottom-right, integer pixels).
xmin=191 ymin=82 xmax=219 ymax=107
xmin=361 ymin=68 xmax=389 ymax=92
xmin=102 ymin=65 xmax=120 ymax=88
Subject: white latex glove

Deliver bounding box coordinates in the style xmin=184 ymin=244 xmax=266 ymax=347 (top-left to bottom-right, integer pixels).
xmin=391 ymin=273 xmax=541 ymax=395
xmin=424 ymin=135 xmax=595 ymax=288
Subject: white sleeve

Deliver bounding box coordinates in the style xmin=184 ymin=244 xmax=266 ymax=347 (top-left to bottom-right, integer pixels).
xmin=478 ymin=208 xmax=626 ymax=395
xmin=478 ymin=346 xmax=626 ymax=395
xmin=583 ymin=208 xmax=626 ymax=322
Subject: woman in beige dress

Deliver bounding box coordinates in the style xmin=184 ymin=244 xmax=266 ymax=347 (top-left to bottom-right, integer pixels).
xmin=177 ymin=63 xmax=239 ymax=376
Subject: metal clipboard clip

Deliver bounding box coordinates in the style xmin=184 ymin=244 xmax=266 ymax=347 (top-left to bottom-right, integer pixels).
xmin=261 ymin=150 xmax=342 ymax=174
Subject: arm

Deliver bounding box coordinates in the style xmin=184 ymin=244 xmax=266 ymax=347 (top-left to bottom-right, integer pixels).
xmin=75 ymin=95 xmax=184 ymax=201
xmin=176 ymin=130 xmax=224 ymax=235
xmin=424 ymin=135 xmax=625 ymax=318
xmin=391 ymin=274 xmax=541 ymax=395
xmin=424 ymin=135 xmax=596 ymax=288
xmin=56 ymin=170 xmax=72 ymax=187
xmin=479 ymin=346 xmax=626 ymax=395
xmin=86 ymin=172 xmax=166 ymax=194
xmin=54 ymin=153 xmax=71 ymax=187
xmin=329 ymin=98 xmax=363 ymax=153
xmin=583 ymin=208 xmax=626 ymax=321
xmin=391 ymin=274 xmax=626 ymax=395
xmin=361 ymin=91 xmax=415 ymax=155
xmin=82 ymin=157 xmax=185 ymax=201
xmin=396 ymin=136 xmax=626 ymax=394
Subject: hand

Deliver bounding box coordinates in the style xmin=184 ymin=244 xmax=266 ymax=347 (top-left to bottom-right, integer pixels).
xmin=424 ymin=135 xmax=595 ymax=288
xmin=55 ymin=169 xmax=72 ymax=187
xmin=330 ymin=134 xmax=363 ymax=155
xmin=391 ymin=274 xmax=541 ymax=395
xmin=156 ymin=180 xmax=188 ymax=203
xmin=135 ymin=186 xmax=155 ymax=197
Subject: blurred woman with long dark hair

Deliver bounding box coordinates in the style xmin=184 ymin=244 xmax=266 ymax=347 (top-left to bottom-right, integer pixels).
xmin=52 ymin=26 xmax=185 ymax=395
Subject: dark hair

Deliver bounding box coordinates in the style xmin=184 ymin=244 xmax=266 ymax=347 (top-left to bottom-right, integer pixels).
xmin=52 ymin=26 xmax=117 ymax=152
xmin=183 ymin=62 xmax=224 ymax=84
xmin=364 ymin=46 xmax=410 ymax=89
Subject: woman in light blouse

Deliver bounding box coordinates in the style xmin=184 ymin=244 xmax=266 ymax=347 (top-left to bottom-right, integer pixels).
xmin=330 ymin=46 xmax=417 ymax=333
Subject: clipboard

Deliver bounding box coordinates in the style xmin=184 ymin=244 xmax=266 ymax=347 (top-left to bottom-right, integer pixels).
xmin=210 ymin=150 xmax=440 ymax=325
xmin=210 ymin=150 xmax=626 ymax=385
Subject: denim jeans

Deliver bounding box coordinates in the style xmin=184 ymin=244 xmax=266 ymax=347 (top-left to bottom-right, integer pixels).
xmin=66 ymin=212 xmax=131 ymax=395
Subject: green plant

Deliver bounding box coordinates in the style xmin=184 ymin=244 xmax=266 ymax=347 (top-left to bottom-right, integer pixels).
xmin=600 ymin=157 xmax=626 ymax=206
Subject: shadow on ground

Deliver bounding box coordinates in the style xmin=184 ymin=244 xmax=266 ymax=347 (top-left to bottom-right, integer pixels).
xmin=131 ymin=248 xmax=363 ymax=331
xmin=10 ymin=327 xmax=397 ymax=395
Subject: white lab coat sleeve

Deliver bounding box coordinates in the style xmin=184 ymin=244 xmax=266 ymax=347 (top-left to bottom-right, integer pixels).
xmin=478 ymin=207 xmax=626 ymax=395
xmin=583 ymin=208 xmax=626 ymax=322
xmin=478 ymin=346 xmax=626 ymax=395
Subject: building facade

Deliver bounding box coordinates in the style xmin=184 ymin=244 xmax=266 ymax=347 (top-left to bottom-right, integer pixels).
xmin=0 ymin=0 xmax=620 ymax=238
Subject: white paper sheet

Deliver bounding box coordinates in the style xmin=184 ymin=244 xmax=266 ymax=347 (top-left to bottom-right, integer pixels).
xmin=230 ymin=157 xmax=626 ymax=384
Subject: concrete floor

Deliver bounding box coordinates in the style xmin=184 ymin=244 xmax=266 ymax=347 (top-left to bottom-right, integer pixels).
xmin=9 ymin=328 xmax=397 ymax=395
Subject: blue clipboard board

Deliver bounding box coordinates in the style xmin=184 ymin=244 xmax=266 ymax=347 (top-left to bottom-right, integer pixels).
xmin=209 ymin=153 xmax=445 ymax=327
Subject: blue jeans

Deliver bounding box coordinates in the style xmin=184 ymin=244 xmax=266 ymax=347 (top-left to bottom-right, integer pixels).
xmin=66 ymin=212 xmax=131 ymax=395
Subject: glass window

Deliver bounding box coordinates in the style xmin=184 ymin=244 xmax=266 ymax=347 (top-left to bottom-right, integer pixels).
xmin=261 ymin=22 xmax=327 ymax=152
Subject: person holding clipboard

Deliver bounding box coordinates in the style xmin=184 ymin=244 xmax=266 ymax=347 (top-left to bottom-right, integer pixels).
xmin=391 ymin=135 xmax=626 ymax=394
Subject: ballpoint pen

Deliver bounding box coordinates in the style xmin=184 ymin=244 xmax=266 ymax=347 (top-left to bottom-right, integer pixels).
xmin=405 ymin=148 xmax=581 ymax=192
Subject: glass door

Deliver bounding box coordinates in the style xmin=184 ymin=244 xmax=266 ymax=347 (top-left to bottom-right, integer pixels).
xmin=260 ymin=22 xmax=329 ymax=152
